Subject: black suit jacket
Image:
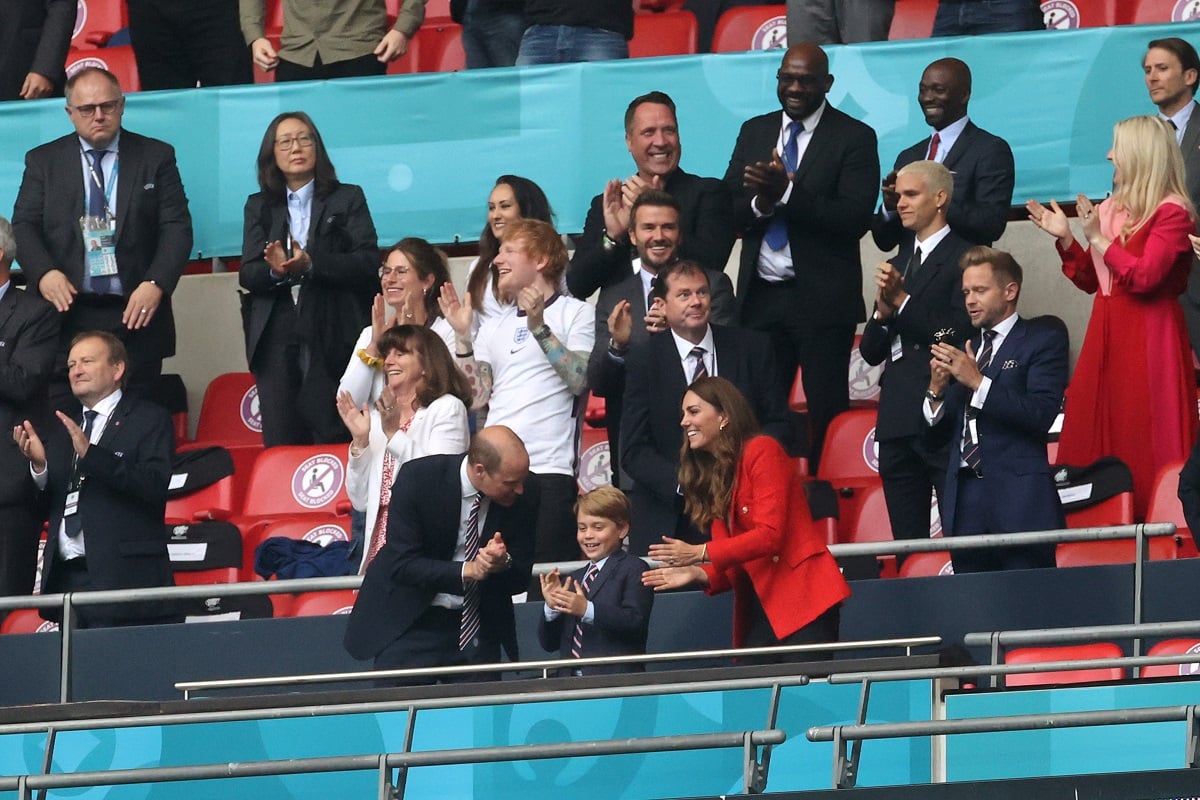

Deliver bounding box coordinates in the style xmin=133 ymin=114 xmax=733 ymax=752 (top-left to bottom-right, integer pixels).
xmin=567 ymin=168 xmax=735 ymax=299
xmin=0 ymin=285 xmax=59 ymax=508
xmin=344 ymin=454 xmax=537 ymax=662
xmin=620 ymin=324 xmax=789 ymax=550
xmin=39 ymin=392 xmax=177 ymax=623
xmin=871 ymin=121 xmax=1015 ymax=258
xmin=859 ymin=231 xmax=972 ymax=442
xmin=0 ymin=0 xmax=74 ymax=100
xmin=12 ymin=130 xmax=193 ymax=361
xmin=936 ymin=316 xmax=1068 ymax=538
xmin=537 ymin=549 xmax=653 ymax=675
xmin=724 ymin=106 xmax=879 ymax=327
xmin=1173 ymin=101 xmax=1200 ymax=353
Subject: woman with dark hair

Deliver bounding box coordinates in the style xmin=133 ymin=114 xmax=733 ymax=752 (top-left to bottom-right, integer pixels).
xmin=337 ymin=325 xmax=471 ymax=573
xmin=642 ymin=377 xmax=850 ymax=660
xmin=339 ymin=237 xmax=456 ymax=407
xmin=463 ymin=175 xmax=555 ymax=320
xmin=240 ymin=111 xmax=379 ymax=447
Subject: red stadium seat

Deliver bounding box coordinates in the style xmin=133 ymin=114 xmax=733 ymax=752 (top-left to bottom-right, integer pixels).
xmin=165 ymin=473 xmax=239 ymax=524
xmin=1124 ymin=0 xmax=1198 ymax=24
xmin=173 ymin=568 xmax=241 ymax=586
xmin=898 ymin=550 xmax=954 ymax=578
xmin=194 ymin=373 xmax=263 ymax=448
xmin=1055 ymin=536 xmax=1176 ymax=568
xmin=1064 ymin=491 xmax=1135 ymax=528
xmin=1040 ymin=0 xmax=1120 ymax=29
xmin=889 ymin=0 xmax=939 ymax=39
xmin=285 ymin=590 xmax=359 ymax=617
xmin=841 ymin=483 xmax=898 ymax=577
xmin=629 ymin=11 xmax=699 ymax=58
xmin=578 ymin=424 xmax=612 ymax=492
xmin=817 ymin=409 xmax=881 ymax=485
xmin=422 ymin=0 xmax=453 ymax=20
xmin=1141 ymin=639 xmax=1200 ymax=679
xmin=585 ymin=393 xmax=606 ymax=425
xmin=72 ymin=0 xmax=127 ymax=49
xmin=1145 ymin=460 xmax=1197 ymax=558
xmin=264 ymin=0 xmax=284 ymax=36
xmin=66 ymin=46 xmax=140 ymax=94
xmin=1005 ymin=643 xmax=1125 ymax=687
xmin=848 ymin=334 xmax=883 ymax=408
xmin=0 ymin=609 xmax=59 ymax=635
xmin=413 ymin=22 xmax=465 ymax=72
xmin=711 ymin=6 xmax=788 ymax=53
xmin=789 ymin=366 xmax=807 ymax=413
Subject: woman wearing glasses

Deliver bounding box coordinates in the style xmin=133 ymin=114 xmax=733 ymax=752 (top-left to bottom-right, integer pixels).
xmin=240 ymin=111 xmax=379 ymax=447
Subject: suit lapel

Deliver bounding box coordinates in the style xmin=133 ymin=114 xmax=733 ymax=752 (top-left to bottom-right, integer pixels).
xmin=940 ymin=122 xmax=976 ymax=173
xmin=587 ymin=550 xmax=622 ymax=596
xmin=0 ymin=288 xmax=18 ymax=333
xmin=307 ymin=193 xmax=327 ymax=251
xmin=986 ymin=317 xmax=1025 ymax=379
xmin=96 ymin=394 xmax=131 ymax=450
xmin=793 ymin=109 xmax=834 ymax=185
xmin=906 ymin=235 xmax=951 ymax=297
xmin=114 ymin=132 xmax=134 ymax=241
xmin=1181 ymin=102 xmax=1200 ymax=165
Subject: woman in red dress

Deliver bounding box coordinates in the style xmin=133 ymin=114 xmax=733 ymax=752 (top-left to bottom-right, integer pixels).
xmin=1027 ymin=115 xmax=1197 ymax=518
xmin=642 ymin=377 xmax=850 ymax=661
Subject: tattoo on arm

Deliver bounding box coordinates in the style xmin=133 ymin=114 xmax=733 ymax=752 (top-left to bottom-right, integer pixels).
xmin=535 ymin=328 xmax=588 ymax=395
xmin=457 ymin=357 xmax=493 ymax=409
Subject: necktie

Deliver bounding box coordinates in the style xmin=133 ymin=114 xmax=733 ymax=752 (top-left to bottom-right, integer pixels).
xmin=646 ymin=276 xmax=656 ymax=313
xmin=84 ymin=150 xmax=116 ymax=295
xmin=928 ymin=132 xmax=941 ymax=162
xmin=570 ymin=563 xmax=600 ymax=659
xmin=961 ymin=330 xmax=996 ymax=473
xmin=458 ymin=493 xmax=483 ymax=651
xmin=689 ymin=346 xmax=708 ymax=382
xmin=64 ymin=410 xmax=98 ymax=539
xmin=764 ymin=121 xmax=804 ymax=250
xmin=905 ymin=247 xmax=922 ymax=281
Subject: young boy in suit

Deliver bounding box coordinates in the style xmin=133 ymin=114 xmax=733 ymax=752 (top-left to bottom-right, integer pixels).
xmin=538 ymin=488 xmax=654 ymax=675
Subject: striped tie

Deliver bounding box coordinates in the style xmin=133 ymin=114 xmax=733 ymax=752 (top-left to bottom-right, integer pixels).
xmin=961 ymin=330 xmax=997 ymax=473
xmin=690 ymin=346 xmax=708 ymax=382
xmin=459 ymin=493 xmax=483 ymax=651
xmin=569 ymin=563 xmax=600 ymax=659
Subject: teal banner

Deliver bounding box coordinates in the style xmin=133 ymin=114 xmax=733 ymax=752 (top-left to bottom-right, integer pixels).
xmin=1 ymin=22 xmax=1197 ymax=260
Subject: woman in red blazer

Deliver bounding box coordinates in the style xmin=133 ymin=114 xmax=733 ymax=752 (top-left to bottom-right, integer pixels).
xmin=642 ymin=377 xmax=850 ymax=659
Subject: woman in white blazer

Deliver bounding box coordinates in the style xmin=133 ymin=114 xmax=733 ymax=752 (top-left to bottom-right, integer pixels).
xmin=336 ymin=325 xmax=472 ymax=573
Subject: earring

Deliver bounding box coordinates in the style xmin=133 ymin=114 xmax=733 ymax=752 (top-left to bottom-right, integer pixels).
xmin=719 ymin=421 xmax=727 ymax=431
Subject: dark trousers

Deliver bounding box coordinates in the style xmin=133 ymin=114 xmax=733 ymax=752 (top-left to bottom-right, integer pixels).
xmin=741 ymin=589 xmax=841 ymax=664
xmin=529 ymin=472 xmax=579 ymax=564
xmin=126 ymin=0 xmax=253 ymax=89
xmin=742 ymin=277 xmax=854 ymax=467
xmin=372 ymin=605 xmax=501 ymax=686
xmin=43 ymin=557 xmax=182 ymax=629
xmin=275 ymin=53 xmax=387 ymax=82
xmin=878 ymin=435 xmax=949 ymax=544
xmin=461 ymin=0 xmax=525 ymax=68
xmin=932 ymin=0 xmax=1043 ymax=36
xmin=950 ymin=469 xmax=1057 ymax=573
xmin=0 ymin=504 xmax=41 ymax=597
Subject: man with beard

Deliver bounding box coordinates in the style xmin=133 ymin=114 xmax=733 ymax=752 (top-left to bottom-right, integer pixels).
xmin=586 ymin=190 xmax=735 ymax=486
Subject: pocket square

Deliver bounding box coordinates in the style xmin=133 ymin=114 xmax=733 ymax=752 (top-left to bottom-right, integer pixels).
xmin=1002 ymin=360 xmax=1019 ymax=369
xmin=143 ymin=183 xmax=155 ymax=190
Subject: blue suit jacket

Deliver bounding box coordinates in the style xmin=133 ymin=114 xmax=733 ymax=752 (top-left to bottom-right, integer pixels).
xmin=537 ymin=549 xmax=653 ymax=675
xmin=937 ymin=316 xmax=1068 ymax=537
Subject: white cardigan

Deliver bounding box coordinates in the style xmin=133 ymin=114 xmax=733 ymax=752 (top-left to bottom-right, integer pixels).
xmin=346 ymin=393 xmax=470 ymax=572
xmin=337 ymin=317 xmax=457 ymax=406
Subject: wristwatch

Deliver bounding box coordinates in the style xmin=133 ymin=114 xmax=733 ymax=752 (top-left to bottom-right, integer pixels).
xmin=925 ymin=390 xmax=944 ymax=402
xmin=601 ymin=233 xmax=619 ymax=253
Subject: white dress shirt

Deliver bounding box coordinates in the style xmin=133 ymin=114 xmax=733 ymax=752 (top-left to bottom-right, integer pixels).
xmin=431 ymin=456 xmax=491 ymax=610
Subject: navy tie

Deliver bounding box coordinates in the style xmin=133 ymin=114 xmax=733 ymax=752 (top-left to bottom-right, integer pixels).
xmin=64 ymin=410 xmax=98 ymax=539
xmin=459 ymin=493 xmax=482 ymax=651
xmin=961 ymin=330 xmax=996 ymax=473
xmin=84 ymin=149 xmax=117 ymax=296
xmin=570 ymin=563 xmax=600 ymax=659
xmin=763 ymin=121 xmax=803 ymax=250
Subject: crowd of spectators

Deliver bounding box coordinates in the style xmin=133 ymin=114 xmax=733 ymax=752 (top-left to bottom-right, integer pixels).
xmin=2 ymin=21 xmax=1200 ymax=681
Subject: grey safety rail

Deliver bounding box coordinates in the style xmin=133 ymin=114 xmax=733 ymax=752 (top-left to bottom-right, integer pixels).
xmin=808 ymin=652 xmax=1200 ymax=789
xmin=965 ymin=619 xmax=1200 ymax=684
xmin=1 ymin=675 xmax=807 ymax=798
xmin=0 ymin=728 xmax=786 ymax=799
xmin=174 ymin=635 xmax=942 ymax=698
xmin=807 ymin=703 xmax=1200 ymax=790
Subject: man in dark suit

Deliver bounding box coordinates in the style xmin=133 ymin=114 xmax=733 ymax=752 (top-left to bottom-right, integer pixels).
xmin=1144 ymin=38 xmax=1200 ymax=358
xmin=871 ymin=58 xmax=1015 ymax=262
xmin=12 ymin=67 xmax=193 ymax=416
xmin=0 ymin=216 xmax=59 ymax=598
xmin=621 ymin=260 xmax=790 ymax=556
xmin=860 ymin=162 xmax=971 ymax=548
xmin=567 ymin=90 xmax=735 ymax=299
xmin=0 ymin=0 xmax=73 ymax=100
xmin=587 ymin=190 xmax=735 ymax=486
xmin=786 ymin=0 xmax=893 ymax=45
xmin=344 ymin=426 xmax=537 ymax=683
xmin=926 ymin=247 xmax=1067 ymax=573
xmin=14 ymin=331 xmax=178 ymax=627
xmin=724 ymin=42 xmax=879 ymax=467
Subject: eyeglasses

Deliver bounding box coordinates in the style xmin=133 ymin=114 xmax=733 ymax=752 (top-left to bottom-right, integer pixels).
xmin=379 ymin=265 xmax=412 ymax=279
xmin=69 ymin=100 xmax=121 ymax=117
xmin=775 ymin=72 xmax=826 ymax=88
xmin=275 ymin=134 xmax=315 ymax=151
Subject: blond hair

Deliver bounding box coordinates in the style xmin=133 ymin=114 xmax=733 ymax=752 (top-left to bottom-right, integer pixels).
xmin=1110 ymin=115 xmax=1197 ymax=239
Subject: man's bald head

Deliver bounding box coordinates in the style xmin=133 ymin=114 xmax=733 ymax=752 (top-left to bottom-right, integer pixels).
xmin=777 ymin=42 xmax=833 ymax=121
xmin=467 ymin=426 xmax=530 ymax=506
xmin=919 ymin=58 xmax=972 ymax=130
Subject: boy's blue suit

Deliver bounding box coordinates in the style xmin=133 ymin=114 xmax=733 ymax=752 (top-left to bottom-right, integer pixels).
xmin=537 ymin=549 xmax=653 ymax=675
xmin=936 ymin=316 xmax=1068 ymax=572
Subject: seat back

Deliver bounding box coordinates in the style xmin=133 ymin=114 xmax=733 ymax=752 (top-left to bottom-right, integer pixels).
xmin=195 ymin=373 xmax=263 ymax=447
xmin=1004 ymin=643 xmax=1125 ymax=687
xmin=72 ymin=0 xmax=127 ymax=48
xmin=848 ymin=335 xmax=883 ymax=406
xmin=841 ymin=483 xmax=898 ymax=577
xmin=889 ymin=0 xmax=939 ymax=39
xmin=1145 ymin=460 xmax=1195 ymax=557
xmin=165 ymin=474 xmax=238 ymax=523
xmin=413 ymin=22 xmax=465 ymax=73
xmin=1055 ymin=537 xmax=1177 ymax=568
xmin=254 ymin=517 xmax=354 ymax=546
xmin=630 ymin=11 xmax=699 ymax=58
xmin=817 ymin=409 xmax=880 ymax=484
xmin=66 ymin=46 xmax=140 ymax=93
xmin=711 ymin=6 xmax=788 ymax=52
xmin=240 ymin=446 xmax=350 ymax=518
xmin=1064 ymin=491 xmax=1135 ymax=528
xmin=898 ymin=550 xmax=954 ymax=578
xmin=286 ymin=590 xmax=359 ymax=617
xmin=1123 ymin=0 xmax=1193 ymax=24
xmin=0 ymin=609 xmax=59 ymax=635
xmin=1041 ymin=0 xmax=1122 ymax=28
xmin=1142 ymin=639 xmax=1200 ymax=679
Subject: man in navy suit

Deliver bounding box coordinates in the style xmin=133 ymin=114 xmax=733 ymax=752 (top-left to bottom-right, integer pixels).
xmin=860 ymin=161 xmax=971 ymax=548
xmin=926 ymin=247 xmax=1067 ymax=573
xmin=12 ymin=67 xmax=193 ymax=416
xmin=0 ymin=0 xmax=73 ymax=100
xmin=872 ymin=58 xmax=1015 ymax=262
xmin=344 ymin=426 xmax=537 ymax=682
xmin=620 ymin=260 xmax=790 ymax=556
xmin=14 ymin=331 xmax=178 ymax=627
xmin=587 ymin=190 xmax=735 ymax=486
xmin=724 ymin=42 xmax=879 ymax=467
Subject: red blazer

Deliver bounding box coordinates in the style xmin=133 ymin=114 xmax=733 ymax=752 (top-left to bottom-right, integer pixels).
xmin=701 ymin=436 xmax=851 ymax=646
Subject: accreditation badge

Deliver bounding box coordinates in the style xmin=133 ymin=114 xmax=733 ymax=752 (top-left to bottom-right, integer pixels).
xmin=80 ymin=215 xmax=118 ymax=277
